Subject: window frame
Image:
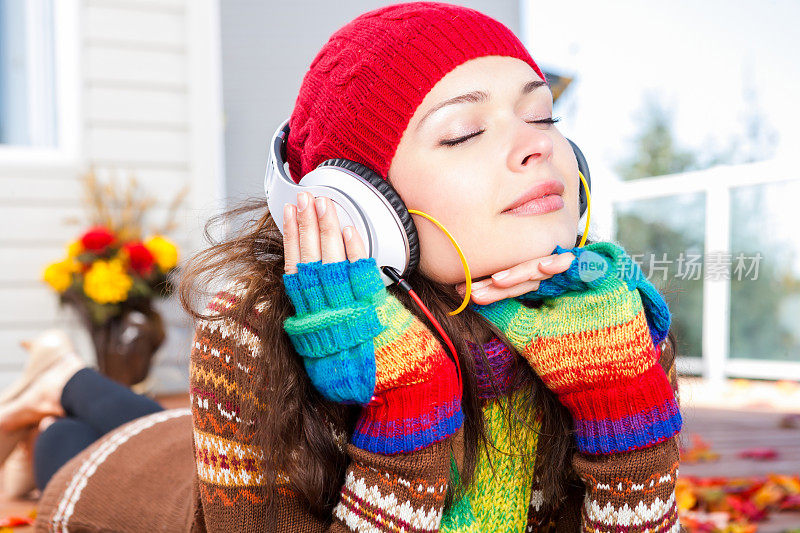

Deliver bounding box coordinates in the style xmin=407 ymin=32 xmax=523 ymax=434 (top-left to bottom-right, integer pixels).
xmin=610 ymin=158 xmax=799 ymax=382
xmin=0 ymin=0 xmax=80 ymax=168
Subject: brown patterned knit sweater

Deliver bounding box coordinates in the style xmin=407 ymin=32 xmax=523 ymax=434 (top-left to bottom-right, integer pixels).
xmin=189 ymin=281 xmax=683 ymax=532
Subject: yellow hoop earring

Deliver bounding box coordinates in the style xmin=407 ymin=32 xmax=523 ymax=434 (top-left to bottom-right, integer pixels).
xmin=406 ymin=209 xmax=472 ymax=315
xmin=577 ymin=170 xmax=591 ymax=248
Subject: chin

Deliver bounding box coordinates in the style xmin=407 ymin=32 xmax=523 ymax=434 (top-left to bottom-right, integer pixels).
xmin=418 ymin=224 xmax=579 ymax=285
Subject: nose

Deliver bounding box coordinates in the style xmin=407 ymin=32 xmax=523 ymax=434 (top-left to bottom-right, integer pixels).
xmin=507 ymin=119 xmax=554 ymax=172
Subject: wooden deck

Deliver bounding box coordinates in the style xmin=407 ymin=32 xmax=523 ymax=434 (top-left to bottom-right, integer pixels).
xmin=2 ymin=385 xmax=800 ymax=531
xmin=677 ymin=405 xmax=800 ymax=531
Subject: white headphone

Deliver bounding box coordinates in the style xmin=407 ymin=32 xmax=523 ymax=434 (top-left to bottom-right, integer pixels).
xmin=265 ymin=117 xmax=420 ymax=286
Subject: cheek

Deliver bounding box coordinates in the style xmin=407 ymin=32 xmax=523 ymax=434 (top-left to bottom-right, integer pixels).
xmin=556 ymin=141 xmax=582 ymax=221
xmin=417 ymin=222 xmax=491 ymax=284
xmin=408 ymin=178 xmax=495 ymax=284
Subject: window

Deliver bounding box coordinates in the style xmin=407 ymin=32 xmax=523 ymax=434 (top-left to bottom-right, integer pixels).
xmin=611 ymin=160 xmax=800 ymax=381
xmin=730 ymin=180 xmax=800 ymax=363
xmin=0 ymin=0 xmax=56 ymax=146
xmin=615 ymin=192 xmax=706 ymax=365
xmin=0 ymin=0 xmax=78 ymax=162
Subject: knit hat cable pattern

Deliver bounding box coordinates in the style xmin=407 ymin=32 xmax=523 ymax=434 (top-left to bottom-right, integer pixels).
xmin=286 ymin=1 xmax=547 ymax=183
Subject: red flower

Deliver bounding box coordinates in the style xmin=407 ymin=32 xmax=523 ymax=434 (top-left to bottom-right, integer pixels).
xmin=122 ymin=242 xmax=156 ymax=276
xmin=80 ymin=226 xmax=115 ymax=252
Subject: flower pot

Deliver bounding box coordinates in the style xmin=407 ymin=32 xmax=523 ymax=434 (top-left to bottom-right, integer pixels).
xmin=85 ymin=304 xmax=166 ymax=387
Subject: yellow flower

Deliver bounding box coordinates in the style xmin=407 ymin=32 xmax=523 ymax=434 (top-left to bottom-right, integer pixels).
xmin=66 ymin=239 xmax=84 ymax=258
xmin=83 ymin=259 xmax=133 ymax=304
xmin=42 ymin=259 xmax=76 ymax=293
xmin=144 ymin=235 xmax=179 ymax=271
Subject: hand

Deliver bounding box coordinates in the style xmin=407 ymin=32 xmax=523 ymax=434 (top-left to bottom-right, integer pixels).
xmin=280 ymin=192 xmax=463 ymax=453
xmin=283 ymin=191 xmax=367 ymax=273
xmin=282 ymin=191 xmax=386 ymax=405
xmin=470 ymin=241 xmax=680 ymax=454
xmin=454 ymin=250 xmax=576 ymax=305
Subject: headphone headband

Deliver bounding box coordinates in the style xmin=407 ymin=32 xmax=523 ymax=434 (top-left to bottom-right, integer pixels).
xmin=264 ymin=119 xmax=289 ymax=191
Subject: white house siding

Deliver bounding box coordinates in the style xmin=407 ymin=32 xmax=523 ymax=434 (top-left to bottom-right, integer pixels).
xmin=220 ymin=0 xmax=521 ymax=200
xmin=0 ymin=0 xmax=224 ymax=394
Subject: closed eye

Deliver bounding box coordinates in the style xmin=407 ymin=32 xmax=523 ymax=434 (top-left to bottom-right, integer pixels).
xmin=440 ymin=117 xmax=562 ymax=147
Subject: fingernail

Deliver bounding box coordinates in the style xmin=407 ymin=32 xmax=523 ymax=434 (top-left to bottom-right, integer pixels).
xmin=540 ymin=258 xmax=553 ymax=266
xmin=283 ymin=203 xmax=293 ymax=222
xmin=473 ymin=278 xmax=492 ymax=289
xmin=472 ymin=287 xmax=488 ymax=297
xmin=297 ymin=192 xmax=308 ymax=211
xmin=492 ymin=270 xmax=509 ymax=280
xmin=343 ymin=226 xmax=353 ymax=241
xmin=315 ymin=197 xmax=326 ymax=216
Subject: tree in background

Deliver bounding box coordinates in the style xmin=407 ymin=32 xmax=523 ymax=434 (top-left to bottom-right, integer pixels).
xmin=613 ymin=93 xmax=699 ymax=181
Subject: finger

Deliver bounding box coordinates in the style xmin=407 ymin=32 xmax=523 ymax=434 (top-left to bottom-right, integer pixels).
xmin=490 ymin=252 xmax=575 ymax=288
xmin=483 ymin=255 xmax=559 ymax=289
xmin=342 ymin=226 xmax=368 ymax=262
xmin=283 ymin=203 xmax=300 ymax=274
xmin=296 ymin=192 xmax=321 ymax=263
xmin=470 ymin=279 xmax=541 ymax=305
xmin=315 ymin=197 xmax=347 ymax=264
xmin=453 ymin=251 xmax=576 ymax=293
xmin=454 ymin=276 xmax=493 ymax=295
xmin=537 ymin=252 xmax=575 ymax=275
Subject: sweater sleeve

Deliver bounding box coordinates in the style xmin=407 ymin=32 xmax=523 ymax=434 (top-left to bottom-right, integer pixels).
xmin=282 ymin=258 xmax=463 ymax=455
xmin=189 ymin=282 xmax=457 ymax=532
xmin=188 ymin=283 xmax=274 ymax=532
xmin=256 ymin=438 xmax=455 ymax=533
xmin=327 ymin=436 xmax=456 ymax=532
xmin=565 ymin=340 xmax=683 ymax=532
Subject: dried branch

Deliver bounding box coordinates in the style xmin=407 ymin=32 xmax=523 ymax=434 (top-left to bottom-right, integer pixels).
xmin=74 ymin=168 xmax=190 ymax=241
xmin=157 ymin=182 xmax=190 ymax=235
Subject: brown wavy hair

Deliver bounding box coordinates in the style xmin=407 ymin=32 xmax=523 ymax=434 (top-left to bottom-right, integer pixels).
xmin=178 ymin=196 xmax=678 ymax=524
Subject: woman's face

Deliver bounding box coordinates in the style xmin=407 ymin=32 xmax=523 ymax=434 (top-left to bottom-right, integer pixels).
xmin=388 ymin=56 xmax=581 ymax=285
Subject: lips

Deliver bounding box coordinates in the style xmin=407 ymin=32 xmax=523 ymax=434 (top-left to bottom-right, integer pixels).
xmin=502 ymin=179 xmax=565 ymax=213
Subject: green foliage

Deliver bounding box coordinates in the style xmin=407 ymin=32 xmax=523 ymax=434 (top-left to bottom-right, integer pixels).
xmin=614 ymin=87 xmax=779 ymax=181
xmin=614 ymin=94 xmax=698 ymax=181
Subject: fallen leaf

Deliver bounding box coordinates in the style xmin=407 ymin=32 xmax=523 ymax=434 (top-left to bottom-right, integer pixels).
xmin=737 ymin=447 xmax=778 ymax=461
xmin=0 ymin=515 xmax=35 ymax=527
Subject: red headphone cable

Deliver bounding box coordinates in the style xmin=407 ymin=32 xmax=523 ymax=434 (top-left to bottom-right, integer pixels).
xmin=382 ymin=267 xmax=463 ymax=389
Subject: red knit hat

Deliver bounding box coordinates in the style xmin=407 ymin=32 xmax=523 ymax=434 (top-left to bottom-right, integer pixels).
xmin=286 ymin=1 xmax=547 ymax=184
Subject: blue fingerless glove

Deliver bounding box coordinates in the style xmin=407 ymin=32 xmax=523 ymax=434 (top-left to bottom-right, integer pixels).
xmin=282 ymin=257 xmax=388 ymax=404
xmin=518 ymin=241 xmax=671 ymax=346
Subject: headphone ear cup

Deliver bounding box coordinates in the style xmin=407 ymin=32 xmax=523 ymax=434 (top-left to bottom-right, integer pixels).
xmin=566 ymin=138 xmax=591 ymax=218
xmin=317 ymin=158 xmax=420 ymax=276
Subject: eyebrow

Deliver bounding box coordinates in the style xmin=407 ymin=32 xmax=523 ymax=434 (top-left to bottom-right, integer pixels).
xmin=415 ymin=79 xmax=547 ymax=131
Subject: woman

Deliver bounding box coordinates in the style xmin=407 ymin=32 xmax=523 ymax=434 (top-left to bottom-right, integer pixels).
xmin=13 ymin=2 xmax=682 ymax=531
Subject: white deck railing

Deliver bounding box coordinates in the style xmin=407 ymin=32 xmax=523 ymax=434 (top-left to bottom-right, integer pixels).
xmin=608 ymin=158 xmax=798 ymax=383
